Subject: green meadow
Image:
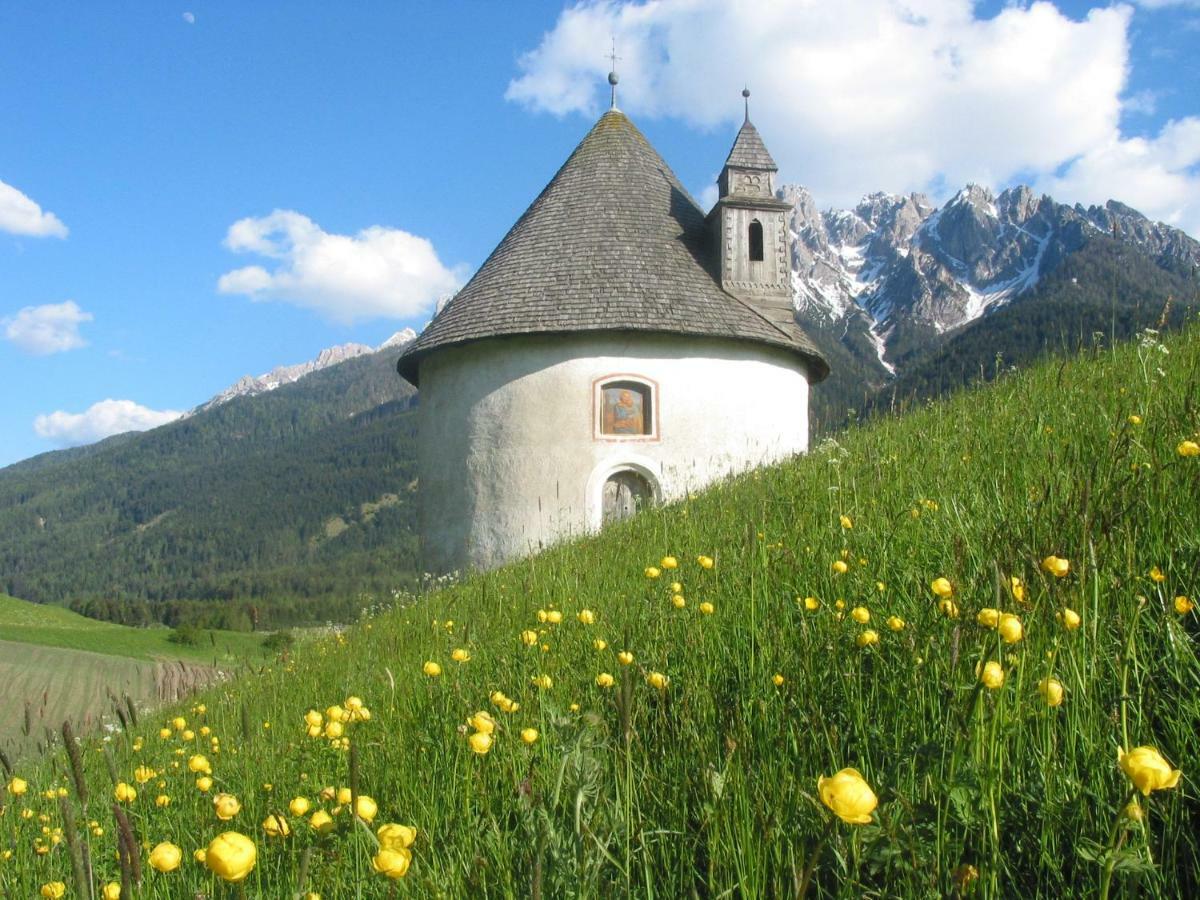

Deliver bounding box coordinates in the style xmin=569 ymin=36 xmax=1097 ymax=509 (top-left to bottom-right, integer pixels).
xmin=2 ymin=325 xmax=1198 ymax=898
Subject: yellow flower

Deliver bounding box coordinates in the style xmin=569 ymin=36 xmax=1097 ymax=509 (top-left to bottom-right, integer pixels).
xmin=997 ymin=613 xmax=1024 ymax=644
xmin=422 ymin=661 xmax=442 ymax=677
xmin=661 ymin=556 xmax=678 ymax=569
xmin=1149 ymin=566 xmax=1166 ymax=583
xmin=1177 ymin=440 xmax=1200 ymax=457
xmin=831 ymin=560 xmax=849 ymax=575
xmin=336 ymin=786 xmax=353 ymax=805
xmin=377 ymin=823 xmax=417 ymax=851
xmin=187 ymin=754 xmax=211 ymax=775
xmin=355 ymin=796 xmax=378 ymax=823
xmin=856 ymin=630 xmax=879 ymax=648
xmin=40 ymin=883 xmax=66 ymax=899
xmin=323 ymin=721 xmax=344 ymax=740
xmin=976 ymin=608 xmax=999 ymax=629
xmin=834 ymin=599 xmax=846 ymax=610
xmin=289 ymin=796 xmax=311 ymax=816
xmin=149 ymin=841 xmax=182 ymax=873
xmin=451 ymin=648 xmax=471 ymax=662
xmin=213 ymin=793 xmax=241 ymax=821
xmin=114 ymin=782 xmax=137 ymax=803
xmin=531 ymin=674 xmax=553 ymax=690
xmin=520 ymin=630 xmax=538 ymax=647
xmin=1038 ymin=677 xmax=1064 ymax=707
xmin=468 ymin=731 xmax=493 ymax=755
xmin=772 ymin=673 xmax=784 ymax=686
xmin=671 ymin=594 xmax=686 ymax=609
xmin=102 ymin=883 xmax=122 ymax=900
xmin=1175 ymin=595 xmax=1194 ymax=615
xmin=670 ymin=581 xmax=683 ymax=593
xmin=592 ymin=638 xmax=608 ymax=650
xmin=133 ymin=765 xmax=156 ymax=784
xmin=158 ymin=727 xmax=172 ymax=739
xmin=171 ymin=716 xmax=187 ymax=731
xmin=876 ymin=581 xmax=886 ymax=593
xmin=373 ymin=847 xmax=412 ymax=879
xmin=206 ymin=831 xmax=257 ymax=883
xmin=886 ymin=615 xmax=905 ymax=632
xmin=521 ymin=728 xmax=539 ymax=745
xmin=155 ymin=794 xmax=171 ymax=808
xmin=596 ymin=672 xmax=615 ymax=688
xmin=196 ymin=775 xmax=213 ymax=793
xmin=467 ymin=711 xmax=496 ymax=735
xmin=979 ymin=660 xmax=1005 ymax=689
xmin=326 ymin=704 xmax=347 ymax=723
xmin=938 ymin=598 xmax=959 ymax=619
xmin=7 ymin=776 xmax=27 ymax=796
xmin=697 ymin=555 xmax=714 ymax=569
xmin=699 ymin=601 xmax=715 ymax=615
xmin=618 ymin=650 xmax=634 ymax=665
xmin=817 ymin=768 xmax=877 ymax=824
xmin=646 ymin=671 xmax=668 ymax=690
xmin=839 ymin=514 xmax=853 ymax=529
xmin=309 ymin=810 xmax=334 ymax=834
xmin=577 ymin=609 xmax=595 ymax=625
xmin=262 ymin=814 xmax=291 ymax=837
xmin=644 ymin=566 xmax=661 ymax=579
xmin=1118 ymin=746 xmax=1182 ymax=795
xmin=851 ymin=606 xmax=870 ymax=624
xmin=930 ymin=577 xmax=953 ymax=598
xmin=1128 ymin=414 xmax=1142 ymax=426
xmin=803 ymin=596 xmax=820 ymax=611
xmin=546 ymin=610 xmax=563 ymax=624
xmin=1010 ymin=576 xmax=1026 ymax=603
xmin=1041 ymin=555 xmax=1070 ymax=578
xmin=1057 ymin=607 xmax=1082 ymax=631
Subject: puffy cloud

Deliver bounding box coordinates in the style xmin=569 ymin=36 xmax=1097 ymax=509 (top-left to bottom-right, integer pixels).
xmin=217 ymin=210 xmax=464 ymax=324
xmin=506 ymin=1 xmax=1199 ymax=237
xmin=3 ymin=301 xmax=92 ymax=355
xmin=182 ymin=11 xmax=196 ymax=24
xmin=34 ymin=399 xmax=184 ymax=447
xmin=0 ymin=178 xmax=68 ymax=238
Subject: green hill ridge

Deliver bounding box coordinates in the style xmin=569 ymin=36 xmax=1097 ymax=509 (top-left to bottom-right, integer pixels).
xmin=3 ymin=325 xmax=1199 ymax=897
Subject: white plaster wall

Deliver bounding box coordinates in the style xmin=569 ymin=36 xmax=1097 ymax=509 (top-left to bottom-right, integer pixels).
xmin=416 ymin=332 xmax=812 ymax=573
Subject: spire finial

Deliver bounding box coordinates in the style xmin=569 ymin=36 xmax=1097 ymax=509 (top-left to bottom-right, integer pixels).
xmin=607 ymin=38 xmax=621 ymax=110
xmin=742 ymin=87 xmax=751 ymax=124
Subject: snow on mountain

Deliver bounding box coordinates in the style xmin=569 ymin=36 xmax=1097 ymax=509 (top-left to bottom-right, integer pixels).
xmin=785 ymin=183 xmax=1200 ymax=375
xmin=198 ymin=329 xmax=417 ymax=411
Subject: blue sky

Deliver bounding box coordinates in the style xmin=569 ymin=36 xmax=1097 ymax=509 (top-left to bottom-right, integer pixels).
xmin=2 ymin=1 xmax=1198 ymax=467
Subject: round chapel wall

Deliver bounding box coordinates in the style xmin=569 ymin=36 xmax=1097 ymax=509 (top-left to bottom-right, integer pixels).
xmin=416 ymin=332 xmax=812 ymax=573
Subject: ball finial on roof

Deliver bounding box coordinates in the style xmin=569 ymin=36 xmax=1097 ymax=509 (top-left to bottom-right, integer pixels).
xmin=742 ymin=87 xmax=750 ymax=98
xmin=609 ymin=71 xmax=619 ymax=86
xmin=742 ymin=87 xmax=751 ymax=123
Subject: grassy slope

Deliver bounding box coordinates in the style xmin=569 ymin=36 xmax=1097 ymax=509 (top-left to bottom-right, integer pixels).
xmin=0 ymin=594 xmax=265 ymax=664
xmin=4 ymin=328 xmax=1200 ymax=897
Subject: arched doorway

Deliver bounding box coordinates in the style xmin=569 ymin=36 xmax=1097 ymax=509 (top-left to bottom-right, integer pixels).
xmin=601 ymin=469 xmax=653 ymax=524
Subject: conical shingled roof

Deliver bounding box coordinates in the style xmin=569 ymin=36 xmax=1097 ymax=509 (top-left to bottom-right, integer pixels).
xmin=724 ymin=120 xmax=778 ymax=171
xmin=397 ymin=110 xmax=826 ymax=385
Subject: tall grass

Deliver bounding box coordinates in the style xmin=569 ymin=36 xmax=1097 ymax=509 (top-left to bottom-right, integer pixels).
xmin=2 ymin=326 xmax=1198 ymax=898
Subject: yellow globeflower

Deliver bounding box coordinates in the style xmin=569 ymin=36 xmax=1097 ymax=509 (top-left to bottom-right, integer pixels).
xmin=520 ymin=630 xmax=539 ymax=647
xmin=206 ymin=831 xmax=257 ymax=883
xmin=697 ymin=555 xmax=714 ymax=569
xmin=617 ymin=650 xmax=634 ymax=666
xmin=938 ymin=598 xmax=960 ymax=619
xmin=289 ymin=796 xmax=311 ymax=817
xmin=997 ymin=613 xmax=1024 ymax=644
xmin=149 ymin=841 xmax=182 ymax=873
xmin=646 ymin=671 xmax=668 ymax=690
xmin=422 ymin=661 xmax=442 ymax=677
xmin=324 ymin=721 xmax=344 ymax=740
xmin=1175 ymin=596 xmax=1194 ymax=615
xmin=133 ymin=765 xmax=156 ymax=784
xmin=831 ymin=560 xmax=849 ymax=575
xmin=699 ymin=601 xmax=715 ymax=615
xmin=336 ymin=787 xmax=353 ymax=805
xmin=1149 ymin=566 xmax=1166 ymax=583
xmin=171 ymin=716 xmax=187 ymax=731
xmin=102 ymin=883 xmax=122 ymax=900
xmin=804 ymin=596 xmax=820 ymax=611
xmin=354 ymin=796 xmax=378 ymax=823
xmin=373 ymin=847 xmax=412 ymax=879
xmin=772 ymin=673 xmax=785 ymax=687
xmin=213 ymin=793 xmax=241 ymax=821
xmin=467 ymin=711 xmax=496 ymax=735
xmin=187 ymin=754 xmax=211 ymax=775
xmin=671 ymin=595 xmax=686 ymax=609
xmin=309 ymin=810 xmax=334 ymax=834
xmin=451 ymin=648 xmax=471 ymax=662
xmin=155 ymin=794 xmax=171 ymax=808
xmin=263 ymin=814 xmax=290 ymax=837
xmin=1118 ymin=746 xmax=1183 ymax=796
xmin=596 ymin=672 xmax=615 ymax=688
xmin=7 ymin=776 xmax=27 ymax=796
xmin=1057 ymin=607 xmax=1082 ymax=631
xmin=979 ymin=660 xmax=1005 ymax=689
xmin=521 ymin=728 xmax=539 ymax=745
xmin=839 ymin=514 xmax=853 ymax=529
xmin=531 ymin=674 xmax=553 ymax=690
xmin=1177 ymin=440 xmax=1200 ymax=457
xmin=644 ymin=566 xmax=661 ymax=579
xmin=1038 ymin=677 xmax=1064 ymax=707
xmin=976 ymin=608 xmax=999 ymax=629
xmin=546 ymin=610 xmax=563 ymax=624
xmin=196 ymin=776 xmax=213 ymax=793
xmin=660 ymin=556 xmax=678 ymax=569
xmin=114 ymin=782 xmax=137 ymax=803
xmin=40 ymin=883 xmax=66 ymax=899
xmin=377 ymin=823 xmax=417 ymax=851
xmin=1010 ymin=576 xmax=1026 ymax=603
xmin=886 ymin=615 xmax=905 ymax=632
xmin=577 ymin=609 xmax=595 ymax=625
xmin=851 ymin=606 xmax=870 ymax=624
xmin=1041 ymin=555 xmax=1070 ymax=578
xmin=468 ymin=732 xmax=493 ymax=755
xmin=856 ymin=629 xmax=879 ymax=648
xmin=158 ymin=727 xmax=172 ymax=739
xmin=817 ymin=768 xmax=877 ymax=824
xmin=930 ymin=577 xmax=953 ymax=598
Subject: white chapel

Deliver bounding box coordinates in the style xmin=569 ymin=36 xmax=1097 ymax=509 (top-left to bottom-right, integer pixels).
xmin=397 ymin=87 xmax=829 ymax=573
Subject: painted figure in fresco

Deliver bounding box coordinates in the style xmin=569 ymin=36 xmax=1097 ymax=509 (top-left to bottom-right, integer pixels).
xmin=603 ymin=387 xmax=645 ymax=435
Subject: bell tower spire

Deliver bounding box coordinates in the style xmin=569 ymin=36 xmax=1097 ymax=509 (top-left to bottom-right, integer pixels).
xmin=708 ymin=89 xmax=795 ymax=332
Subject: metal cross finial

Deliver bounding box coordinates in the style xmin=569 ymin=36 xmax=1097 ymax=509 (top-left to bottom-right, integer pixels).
xmin=607 ymin=37 xmax=621 ymax=109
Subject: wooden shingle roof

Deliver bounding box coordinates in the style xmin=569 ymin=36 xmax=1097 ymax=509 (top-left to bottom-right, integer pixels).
xmin=397 ymin=110 xmax=827 ymax=385
xmin=724 ymin=120 xmax=778 ymax=171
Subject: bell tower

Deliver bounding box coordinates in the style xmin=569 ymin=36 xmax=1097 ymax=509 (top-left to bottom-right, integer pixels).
xmin=709 ymin=90 xmax=794 ymax=332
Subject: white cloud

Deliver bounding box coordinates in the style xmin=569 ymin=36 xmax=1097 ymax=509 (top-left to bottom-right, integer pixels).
xmin=182 ymin=11 xmax=196 ymax=24
xmin=217 ymin=210 xmax=464 ymax=323
xmin=506 ymin=1 xmax=1200 ymax=237
xmin=34 ymin=399 xmax=184 ymax=447
xmin=0 ymin=178 xmax=68 ymax=238
xmin=3 ymin=301 xmax=93 ymax=355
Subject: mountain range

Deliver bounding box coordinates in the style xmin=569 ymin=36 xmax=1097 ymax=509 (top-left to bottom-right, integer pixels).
xmin=0 ymin=182 xmax=1196 ymax=625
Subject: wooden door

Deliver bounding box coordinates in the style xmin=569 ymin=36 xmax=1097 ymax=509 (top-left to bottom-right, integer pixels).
xmin=602 ymin=471 xmax=651 ymax=525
